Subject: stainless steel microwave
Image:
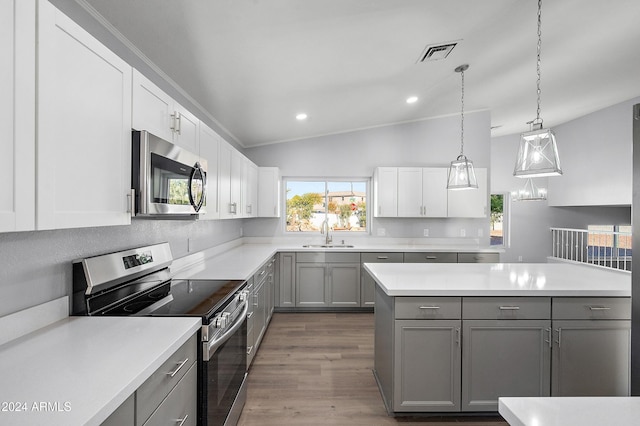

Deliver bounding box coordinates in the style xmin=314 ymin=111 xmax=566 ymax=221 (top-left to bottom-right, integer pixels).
xmin=132 ymin=130 xmax=207 ymax=217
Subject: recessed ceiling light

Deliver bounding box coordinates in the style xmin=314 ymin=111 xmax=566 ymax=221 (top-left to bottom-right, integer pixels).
xmin=296 ymin=113 xmax=308 ymax=121
xmin=406 ymin=96 xmax=418 ymax=104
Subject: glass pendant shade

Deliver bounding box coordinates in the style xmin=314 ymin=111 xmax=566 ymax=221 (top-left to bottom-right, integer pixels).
xmin=513 ymin=126 xmax=562 ymax=178
xmin=511 ymin=178 xmax=547 ymax=201
xmin=447 ymin=155 xmax=478 ymax=190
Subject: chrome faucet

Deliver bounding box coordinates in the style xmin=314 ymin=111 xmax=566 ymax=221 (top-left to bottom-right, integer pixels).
xmin=320 ymin=219 xmax=332 ymax=245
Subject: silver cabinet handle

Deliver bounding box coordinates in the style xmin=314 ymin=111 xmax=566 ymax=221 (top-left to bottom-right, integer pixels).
xmin=247 ymin=311 xmax=253 ymax=319
xmin=377 ymin=256 xmax=389 ymax=260
xmin=167 ymin=357 xmax=189 ymax=378
xmin=425 ymin=255 xmax=437 ymax=260
xmin=259 ymin=270 xmax=266 ymax=276
xmin=555 ymin=328 xmax=562 ymax=348
xmin=419 ymin=306 xmax=440 ymax=310
xmin=588 ymin=306 xmax=611 ymax=311
xmin=247 ymin=345 xmax=254 ymax=355
xmin=499 ymin=306 xmax=520 ymax=310
xmin=455 ymin=327 xmax=461 ymax=346
xmin=545 ymin=327 xmax=552 ymax=349
xmin=176 ymin=414 xmax=188 ymax=426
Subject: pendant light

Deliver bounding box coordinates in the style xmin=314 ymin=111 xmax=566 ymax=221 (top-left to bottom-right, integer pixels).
xmin=513 ymin=0 xmax=562 ymax=178
xmin=447 ymin=64 xmax=478 ymax=190
xmin=511 ymin=178 xmax=547 ymax=201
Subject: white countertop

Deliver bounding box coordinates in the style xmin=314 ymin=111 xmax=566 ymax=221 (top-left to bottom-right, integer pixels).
xmin=0 ymin=316 xmax=200 ymax=426
xmin=364 ymin=262 xmax=631 ymax=297
xmin=171 ymin=242 xmax=501 ymax=281
xmin=499 ymin=397 xmax=640 ymax=426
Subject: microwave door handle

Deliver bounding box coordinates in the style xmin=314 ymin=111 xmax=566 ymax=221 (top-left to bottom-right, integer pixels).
xmin=188 ymin=163 xmax=206 ymax=212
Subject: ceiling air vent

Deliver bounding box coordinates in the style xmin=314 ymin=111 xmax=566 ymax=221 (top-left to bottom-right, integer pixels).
xmin=417 ymin=41 xmax=458 ymax=62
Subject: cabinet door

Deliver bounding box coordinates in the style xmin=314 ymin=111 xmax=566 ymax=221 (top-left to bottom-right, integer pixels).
xmin=552 ymin=320 xmax=631 ymax=396
xmin=422 ymin=168 xmax=448 ymax=217
xmin=448 ymin=168 xmax=487 ymax=218
xmin=328 ymin=263 xmax=360 ymax=306
xmin=397 ymin=167 xmax=423 ymax=217
xmin=361 ymin=253 xmax=404 ymax=307
xmin=244 ymin=160 xmax=258 ymax=217
xmin=172 ymin=102 xmax=199 ymax=154
xmin=102 ymin=394 xmax=134 ymax=426
xmin=393 ymin=320 xmax=461 ymax=412
xmin=373 ymin=167 xmax=398 ymax=217
xmin=38 ymin=0 xmax=132 ymax=230
xmin=132 ymin=69 xmax=174 ymax=142
xmin=278 ymin=253 xmax=296 ymax=307
xmin=230 ymin=150 xmax=243 ymax=217
xmin=462 ymin=320 xmax=551 ymax=411
xmin=218 ymin=140 xmax=233 ymax=218
xmin=253 ymin=281 xmax=267 ymax=347
xmin=198 ymin=124 xmax=219 ymax=220
xmin=296 ymin=264 xmax=328 ymax=307
xmin=0 ymin=0 xmax=35 ymax=232
xmin=258 ymin=167 xmax=280 ymax=217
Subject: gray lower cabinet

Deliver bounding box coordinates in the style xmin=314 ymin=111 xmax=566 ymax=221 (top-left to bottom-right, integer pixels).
xmin=551 ymin=297 xmax=631 ymax=396
xmin=248 ymin=256 xmax=276 ymax=368
xmin=278 ymin=252 xmax=296 ymax=307
xmin=461 ymin=319 xmax=551 ymax=411
xmin=394 ymin=320 xmax=461 ymax=411
xmin=457 ymin=252 xmax=500 ymax=263
xmin=361 ymin=253 xmax=403 ymax=307
xmin=295 ymin=252 xmax=361 ymax=307
xmin=403 ymin=252 xmax=457 ymax=263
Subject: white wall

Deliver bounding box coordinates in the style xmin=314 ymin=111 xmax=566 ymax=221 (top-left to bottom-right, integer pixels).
xmin=244 ymin=111 xmax=492 ymax=241
xmin=547 ymin=97 xmax=637 ymax=206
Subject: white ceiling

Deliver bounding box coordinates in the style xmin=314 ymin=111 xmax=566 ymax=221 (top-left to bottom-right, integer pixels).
xmin=83 ymin=0 xmax=640 ymax=148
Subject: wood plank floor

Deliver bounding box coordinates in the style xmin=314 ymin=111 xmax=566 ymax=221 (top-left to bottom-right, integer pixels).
xmin=238 ymin=312 xmax=508 ymax=426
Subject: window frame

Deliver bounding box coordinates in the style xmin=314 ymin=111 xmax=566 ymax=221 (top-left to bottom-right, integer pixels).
xmin=490 ymin=192 xmax=510 ymax=247
xmin=283 ymin=177 xmax=371 ymax=235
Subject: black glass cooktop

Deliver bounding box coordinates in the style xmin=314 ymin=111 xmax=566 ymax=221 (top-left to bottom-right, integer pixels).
xmin=149 ymin=279 xmax=245 ymax=317
xmin=94 ymin=275 xmax=244 ymax=319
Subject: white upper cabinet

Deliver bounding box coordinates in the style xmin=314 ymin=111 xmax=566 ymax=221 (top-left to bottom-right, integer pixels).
xmin=422 ymin=168 xmax=449 ymax=217
xmin=37 ymin=0 xmax=132 ymax=230
xmin=258 ymin=167 xmax=281 ymax=218
xmin=373 ymin=167 xmax=398 ymax=217
xmin=397 ymin=167 xmax=448 ymax=217
xmin=132 ymin=70 xmax=199 ymax=154
xmin=219 ymin=139 xmax=244 ymax=219
xmin=244 ymin=159 xmax=258 ymax=218
xmin=0 ymin=0 xmax=36 ymax=232
xmin=198 ymin=123 xmax=220 ymax=220
xmin=447 ymin=168 xmax=488 ymax=218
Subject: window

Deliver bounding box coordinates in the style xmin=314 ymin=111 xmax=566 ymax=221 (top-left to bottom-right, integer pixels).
xmin=490 ymin=193 xmax=507 ymax=246
xmin=285 ymin=179 xmax=368 ymax=233
xmin=587 ymin=225 xmax=632 ymax=270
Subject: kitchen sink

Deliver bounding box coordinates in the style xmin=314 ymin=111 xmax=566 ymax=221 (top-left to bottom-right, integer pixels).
xmin=302 ymin=244 xmax=355 ymax=248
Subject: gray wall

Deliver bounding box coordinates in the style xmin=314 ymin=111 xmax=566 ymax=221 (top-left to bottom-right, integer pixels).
xmin=0 ymin=220 xmax=241 ymax=317
xmin=243 ymin=110 xmax=492 ymax=240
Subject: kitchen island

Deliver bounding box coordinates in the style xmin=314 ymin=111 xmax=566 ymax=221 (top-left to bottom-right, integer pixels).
xmin=364 ymin=262 xmax=631 ymax=415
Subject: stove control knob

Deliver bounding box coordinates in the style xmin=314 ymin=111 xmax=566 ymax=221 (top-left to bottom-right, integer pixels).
xmin=214 ymin=313 xmax=230 ymax=329
xmin=239 ymin=290 xmax=249 ymax=302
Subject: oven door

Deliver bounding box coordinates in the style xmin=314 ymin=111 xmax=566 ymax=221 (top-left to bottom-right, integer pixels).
xmin=133 ymin=130 xmax=207 ymax=216
xmin=203 ymin=300 xmax=248 ymax=426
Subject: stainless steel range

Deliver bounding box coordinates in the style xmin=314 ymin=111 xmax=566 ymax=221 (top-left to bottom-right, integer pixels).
xmin=72 ymin=242 xmax=248 ymax=426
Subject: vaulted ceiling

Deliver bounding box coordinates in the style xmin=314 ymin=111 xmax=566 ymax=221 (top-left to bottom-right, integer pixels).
xmin=83 ymin=0 xmax=640 ymax=148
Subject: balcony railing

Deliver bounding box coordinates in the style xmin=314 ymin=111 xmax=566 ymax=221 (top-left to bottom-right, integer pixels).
xmin=550 ymin=227 xmax=632 ymax=271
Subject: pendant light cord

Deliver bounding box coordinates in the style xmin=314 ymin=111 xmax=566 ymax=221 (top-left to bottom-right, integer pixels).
xmin=460 ymin=67 xmax=465 ymax=157
xmin=535 ymin=0 xmax=542 ymax=126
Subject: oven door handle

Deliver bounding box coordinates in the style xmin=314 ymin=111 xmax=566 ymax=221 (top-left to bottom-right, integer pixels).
xmin=207 ymin=300 xmax=248 ymax=360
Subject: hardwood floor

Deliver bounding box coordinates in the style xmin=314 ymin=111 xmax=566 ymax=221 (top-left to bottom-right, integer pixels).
xmin=238 ymin=312 xmax=508 ymax=426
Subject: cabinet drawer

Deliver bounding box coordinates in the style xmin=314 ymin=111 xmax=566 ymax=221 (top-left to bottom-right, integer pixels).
xmin=552 ymin=297 xmax=631 ymax=320
xmin=137 ymin=334 xmax=197 ymax=424
xmin=457 ymin=252 xmax=500 ymax=263
xmin=143 ymin=362 xmax=197 ymax=426
xmin=254 ymin=263 xmax=268 ymax=284
xmin=395 ymin=297 xmax=461 ymax=319
xmin=403 ymin=252 xmax=457 ymax=263
xmin=361 ymin=252 xmax=403 ymax=263
xmin=463 ymin=297 xmax=551 ymax=320
xmin=296 ymin=252 xmax=360 ymax=263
